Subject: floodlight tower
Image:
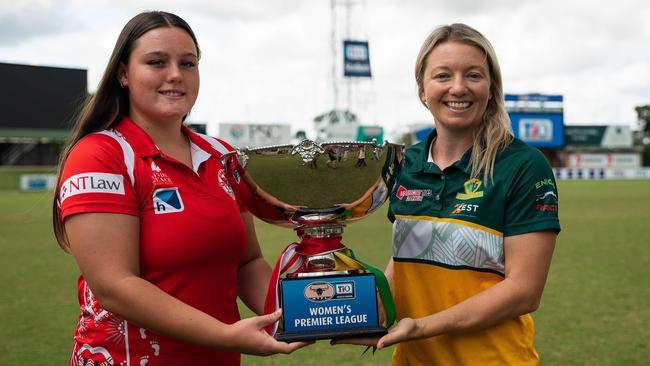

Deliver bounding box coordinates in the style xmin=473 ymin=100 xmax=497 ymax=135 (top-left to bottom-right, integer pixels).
xmin=325 ymin=0 xmax=375 ymax=141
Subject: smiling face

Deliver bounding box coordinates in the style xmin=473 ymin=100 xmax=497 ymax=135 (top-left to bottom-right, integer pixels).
xmin=420 ymin=40 xmax=491 ymax=135
xmin=119 ymin=26 xmax=199 ymax=127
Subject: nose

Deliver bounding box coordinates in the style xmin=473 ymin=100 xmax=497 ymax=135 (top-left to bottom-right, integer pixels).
xmin=167 ymin=63 xmax=182 ymax=83
xmin=448 ymin=75 xmax=468 ymax=96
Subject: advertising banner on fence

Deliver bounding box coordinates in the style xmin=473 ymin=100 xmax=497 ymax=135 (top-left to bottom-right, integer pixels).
xmin=219 ymin=123 xmax=291 ymax=148
xmin=564 ymin=125 xmax=632 ymax=148
xmin=567 ymin=153 xmax=640 ymax=168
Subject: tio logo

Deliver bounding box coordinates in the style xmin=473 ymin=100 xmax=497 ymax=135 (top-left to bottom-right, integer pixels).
xmin=333 ymin=281 xmax=355 ymax=299
xmin=519 ymin=119 xmax=553 ymax=142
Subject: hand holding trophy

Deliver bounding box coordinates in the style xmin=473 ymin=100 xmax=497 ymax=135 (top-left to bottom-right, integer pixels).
xmin=222 ymin=139 xmax=403 ymax=342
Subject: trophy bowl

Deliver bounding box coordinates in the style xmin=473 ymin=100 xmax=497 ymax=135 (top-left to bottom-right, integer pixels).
xmin=222 ymin=139 xmax=403 ymax=342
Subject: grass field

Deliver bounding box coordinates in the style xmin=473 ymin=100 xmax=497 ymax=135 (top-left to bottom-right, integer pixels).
xmin=1 ymin=180 xmax=649 ymax=365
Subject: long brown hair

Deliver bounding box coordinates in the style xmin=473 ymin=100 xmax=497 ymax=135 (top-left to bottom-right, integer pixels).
xmin=414 ymin=23 xmax=513 ymax=184
xmin=52 ymin=11 xmax=201 ymax=250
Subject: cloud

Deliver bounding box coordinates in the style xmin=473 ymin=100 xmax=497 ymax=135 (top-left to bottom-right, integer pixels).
xmin=0 ymin=7 xmax=85 ymax=46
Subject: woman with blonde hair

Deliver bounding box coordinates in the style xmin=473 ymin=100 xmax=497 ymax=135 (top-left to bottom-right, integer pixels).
xmin=339 ymin=23 xmax=560 ymax=365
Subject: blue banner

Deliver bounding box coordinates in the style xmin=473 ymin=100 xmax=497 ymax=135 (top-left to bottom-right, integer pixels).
xmin=510 ymin=113 xmax=564 ymax=148
xmin=343 ymin=40 xmax=371 ymax=78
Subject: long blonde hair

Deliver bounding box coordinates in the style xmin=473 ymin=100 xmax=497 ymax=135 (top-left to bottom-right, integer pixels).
xmin=415 ymin=23 xmax=512 ymax=184
xmin=52 ymin=11 xmax=201 ymax=251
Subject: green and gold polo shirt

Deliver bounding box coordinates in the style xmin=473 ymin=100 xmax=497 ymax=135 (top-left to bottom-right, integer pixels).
xmin=388 ymin=129 xmax=560 ymax=366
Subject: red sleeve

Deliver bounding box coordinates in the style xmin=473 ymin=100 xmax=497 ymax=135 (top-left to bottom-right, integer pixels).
xmin=58 ymin=133 xmax=138 ymax=220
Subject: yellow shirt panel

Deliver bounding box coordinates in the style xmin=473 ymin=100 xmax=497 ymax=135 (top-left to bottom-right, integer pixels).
xmin=391 ymin=260 xmax=539 ymax=366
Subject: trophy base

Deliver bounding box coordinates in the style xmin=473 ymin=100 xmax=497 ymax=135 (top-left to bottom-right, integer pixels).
xmin=276 ymin=326 xmax=387 ymax=342
xmin=277 ymin=273 xmax=385 ymax=342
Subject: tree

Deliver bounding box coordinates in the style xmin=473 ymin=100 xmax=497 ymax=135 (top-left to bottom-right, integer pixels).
xmin=313 ymin=109 xmax=358 ymax=125
xmin=635 ymin=105 xmax=650 ymax=138
xmin=312 ymin=109 xmax=359 ymax=141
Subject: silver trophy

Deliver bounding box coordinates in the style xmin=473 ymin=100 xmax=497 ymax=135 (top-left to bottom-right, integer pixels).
xmin=222 ymin=139 xmax=403 ymax=342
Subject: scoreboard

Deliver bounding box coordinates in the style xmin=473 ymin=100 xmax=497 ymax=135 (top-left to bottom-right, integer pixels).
xmin=505 ymin=94 xmax=564 ymax=148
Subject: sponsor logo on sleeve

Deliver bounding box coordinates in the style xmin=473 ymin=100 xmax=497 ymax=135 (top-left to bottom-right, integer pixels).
xmin=534 ymin=178 xmax=556 ymax=190
xmin=535 ymin=190 xmax=558 ymax=211
xmin=533 ymin=177 xmax=558 ymax=211
xmin=456 ymin=178 xmax=484 ymax=200
xmin=153 ymin=187 xmax=184 ymax=214
xmin=59 ymin=173 xmax=125 ymax=203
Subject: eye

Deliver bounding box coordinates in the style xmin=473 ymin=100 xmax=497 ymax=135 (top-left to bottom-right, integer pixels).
xmin=467 ymin=72 xmax=484 ymax=80
xmin=147 ymin=59 xmax=165 ymax=66
xmin=433 ymin=73 xmax=450 ymax=81
xmin=180 ymin=60 xmax=197 ymax=69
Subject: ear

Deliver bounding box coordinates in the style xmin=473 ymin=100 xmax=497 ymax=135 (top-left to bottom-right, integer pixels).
xmin=117 ymin=62 xmax=128 ymax=87
xmin=419 ymin=89 xmax=427 ymax=106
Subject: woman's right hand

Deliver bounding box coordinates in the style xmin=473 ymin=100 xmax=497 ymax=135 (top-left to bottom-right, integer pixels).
xmin=226 ymin=309 xmax=312 ymax=356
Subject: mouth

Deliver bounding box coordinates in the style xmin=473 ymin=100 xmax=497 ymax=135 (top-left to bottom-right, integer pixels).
xmin=159 ymin=90 xmax=185 ymax=97
xmin=444 ymin=101 xmax=472 ymax=110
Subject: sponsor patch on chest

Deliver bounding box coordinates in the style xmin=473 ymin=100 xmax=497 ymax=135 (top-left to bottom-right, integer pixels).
xmin=455 ymin=178 xmax=484 ymax=200
xmin=150 ymin=161 xmax=173 ymax=185
xmin=218 ymin=169 xmax=236 ymax=200
xmin=395 ymin=185 xmax=432 ymax=201
xmin=153 ymin=187 xmax=185 ymax=214
xmin=451 ymin=202 xmax=480 ymax=217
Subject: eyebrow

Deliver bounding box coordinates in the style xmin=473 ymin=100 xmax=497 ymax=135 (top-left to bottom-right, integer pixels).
xmin=430 ymin=65 xmax=487 ymax=72
xmin=143 ymin=51 xmax=198 ymax=58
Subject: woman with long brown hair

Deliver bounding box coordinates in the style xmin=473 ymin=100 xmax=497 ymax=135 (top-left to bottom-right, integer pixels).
xmin=53 ymin=11 xmax=307 ymax=366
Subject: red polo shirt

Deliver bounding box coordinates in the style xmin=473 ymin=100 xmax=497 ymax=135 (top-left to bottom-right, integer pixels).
xmin=59 ymin=117 xmax=246 ymax=366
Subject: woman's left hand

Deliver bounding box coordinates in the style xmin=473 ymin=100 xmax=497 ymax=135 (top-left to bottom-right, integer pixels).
xmin=330 ymin=317 xmax=419 ymax=350
xmin=376 ymin=317 xmax=418 ymax=349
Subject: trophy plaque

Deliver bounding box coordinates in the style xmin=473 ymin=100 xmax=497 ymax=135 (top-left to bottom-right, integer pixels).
xmin=222 ymin=139 xmax=403 ymax=341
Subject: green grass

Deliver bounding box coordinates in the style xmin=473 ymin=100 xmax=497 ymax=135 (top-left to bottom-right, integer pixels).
xmin=1 ymin=180 xmax=649 ymax=365
xmin=535 ymin=180 xmax=650 ymax=365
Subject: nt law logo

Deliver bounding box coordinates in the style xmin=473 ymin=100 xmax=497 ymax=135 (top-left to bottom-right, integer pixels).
xmin=59 ymin=172 xmax=124 ymax=203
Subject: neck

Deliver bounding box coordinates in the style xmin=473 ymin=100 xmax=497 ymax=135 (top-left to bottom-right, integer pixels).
xmin=129 ymin=115 xmax=193 ymax=168
xmin=130 ymin=114 xmax=185 ymax=148
xmin=431 ymin=129 xmax=474 ymax=170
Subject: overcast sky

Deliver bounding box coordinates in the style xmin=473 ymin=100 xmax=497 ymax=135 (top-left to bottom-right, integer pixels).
xmin=1 ymin=0 xmax=649 ymax=140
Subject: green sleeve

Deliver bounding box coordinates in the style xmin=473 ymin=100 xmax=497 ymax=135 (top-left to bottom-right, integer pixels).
xmin=503 ymin=149 xmax=561 ymax=236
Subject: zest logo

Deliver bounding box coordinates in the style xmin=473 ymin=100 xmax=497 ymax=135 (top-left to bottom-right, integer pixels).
xmin=59 ymin=173 xmax=124 ymax=203
xmin=452 ymin=203 xmax=479 ymax=214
